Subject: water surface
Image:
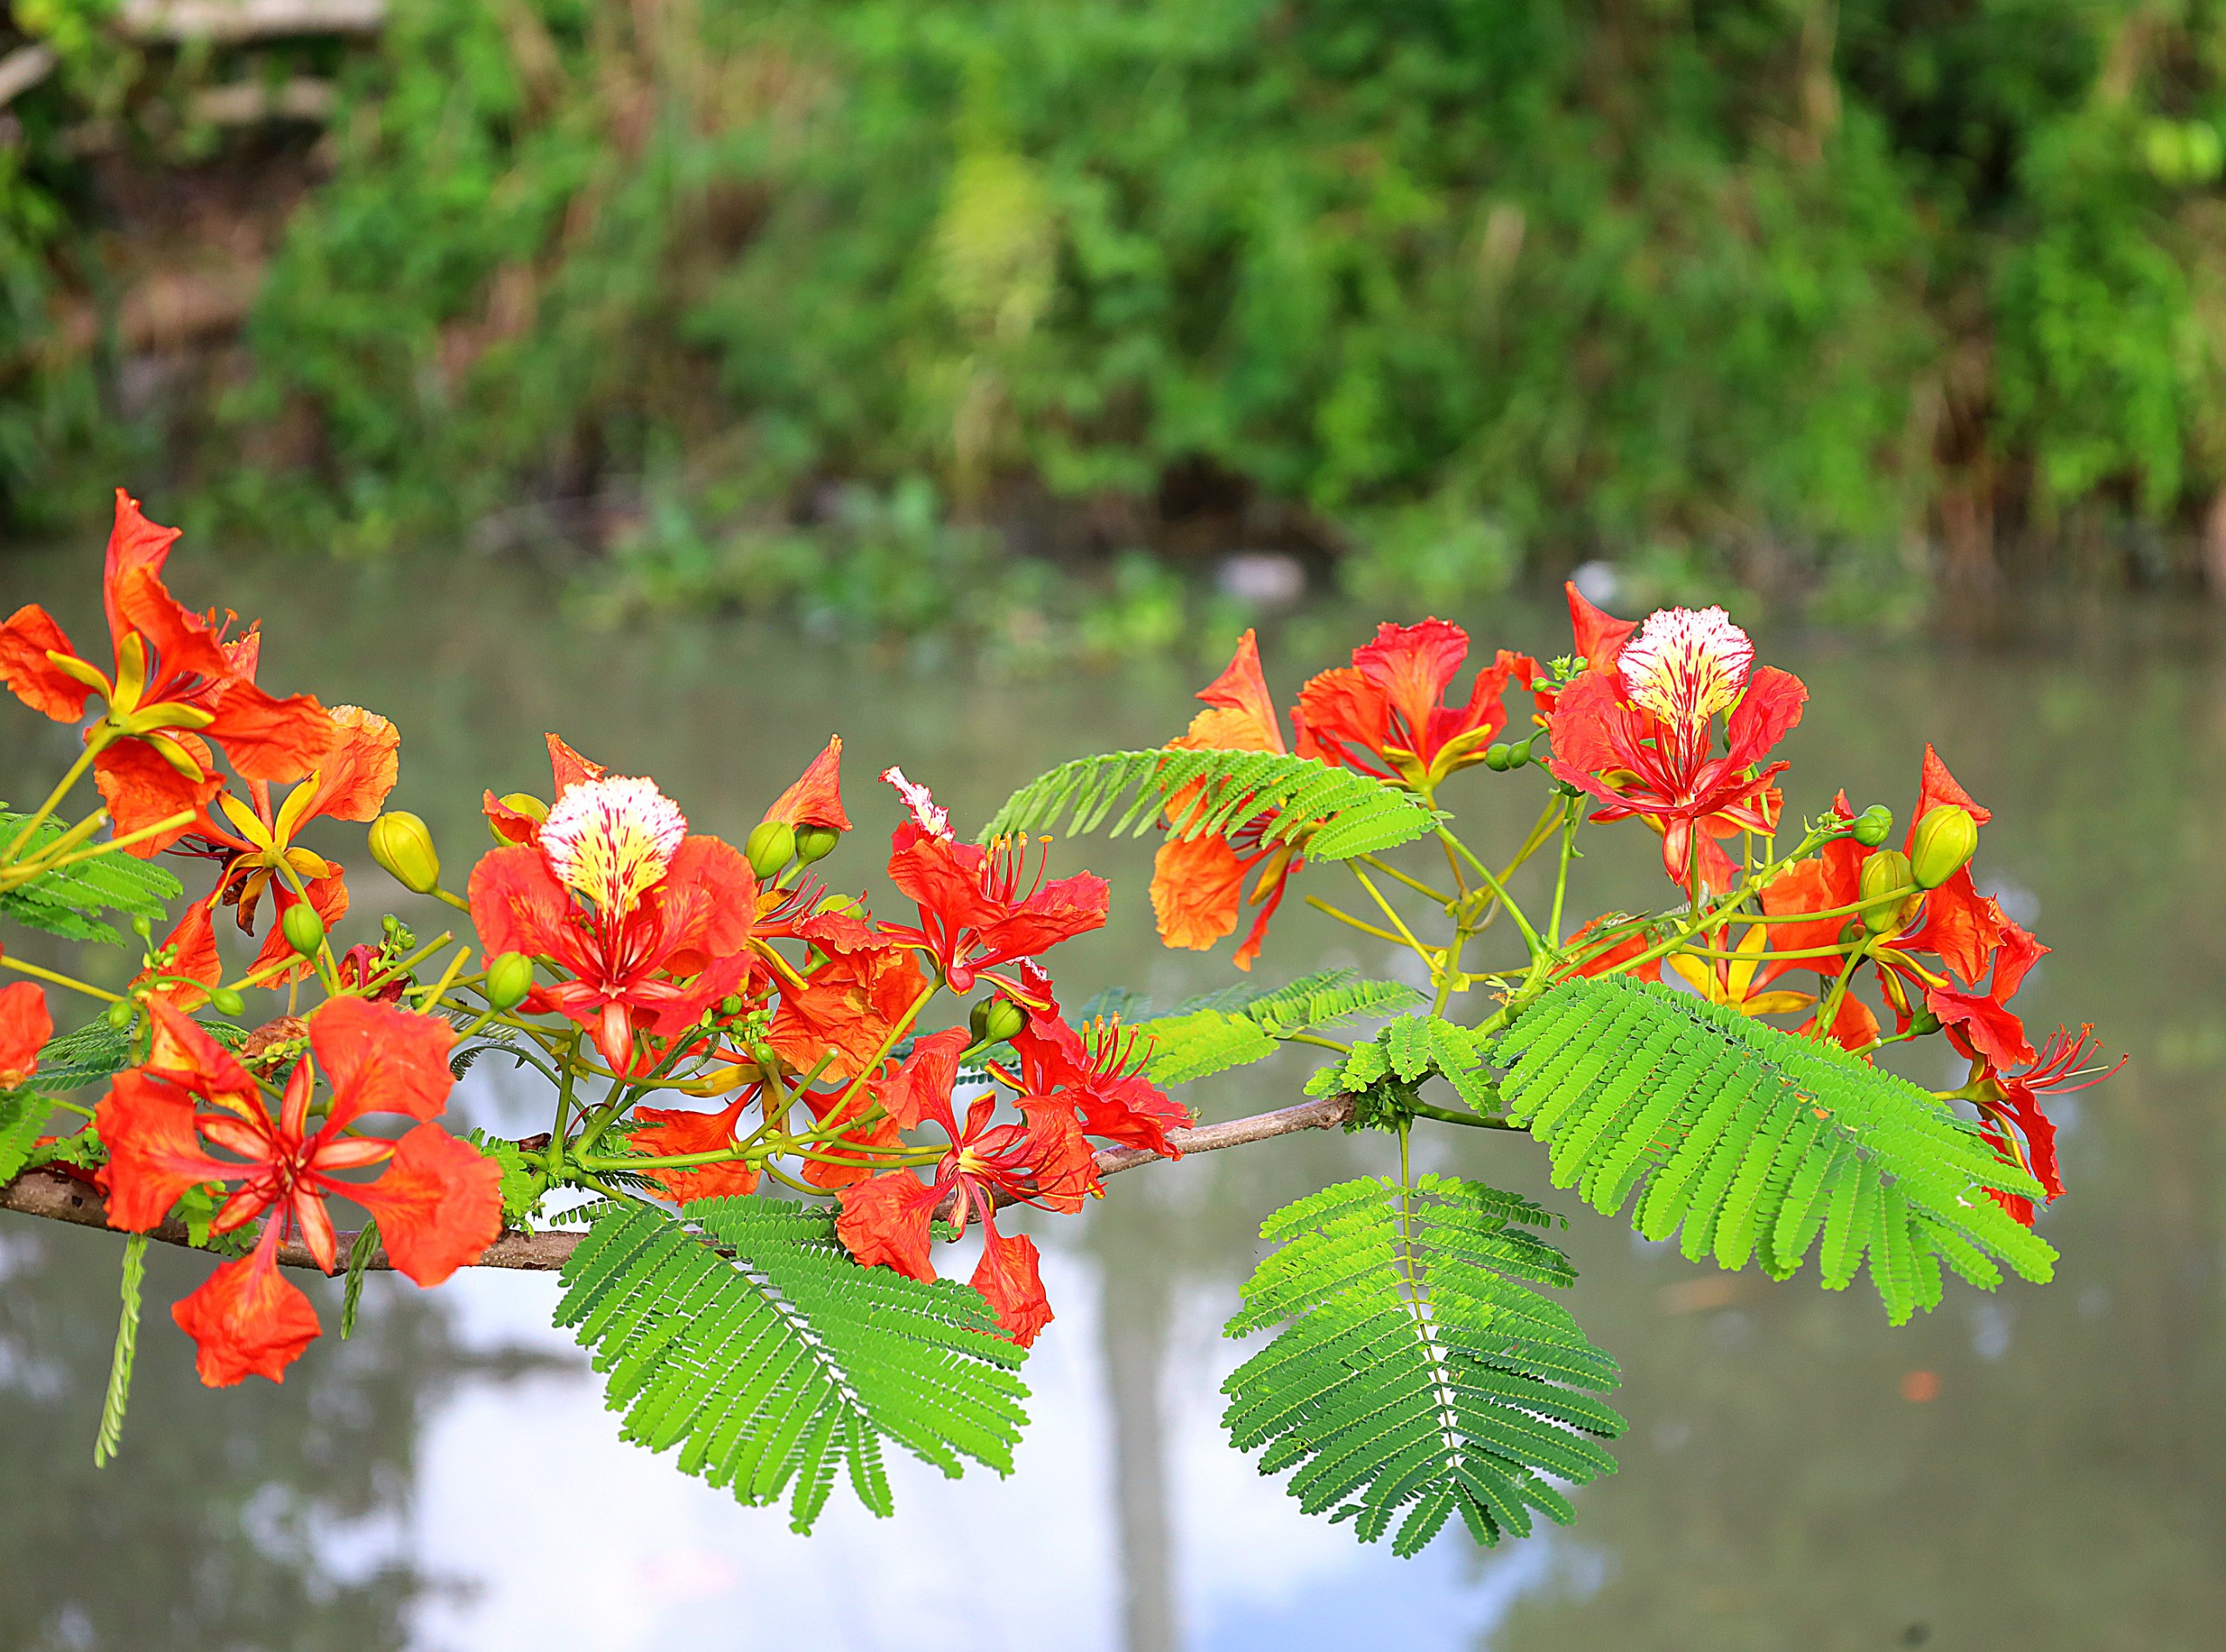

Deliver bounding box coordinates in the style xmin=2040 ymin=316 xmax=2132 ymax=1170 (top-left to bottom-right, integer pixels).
xmin=1 ymin=543 xmax=2219 ymax=1651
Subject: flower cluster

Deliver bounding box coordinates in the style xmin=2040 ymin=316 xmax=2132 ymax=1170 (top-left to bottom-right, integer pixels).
xmin=0 ymin=493 xmax=2114 ymax=1424
xmin=1147 ymin=584 xmax=2110 ymax=1227
xmin=0 ymin=496 xmax=1184 ymax=1384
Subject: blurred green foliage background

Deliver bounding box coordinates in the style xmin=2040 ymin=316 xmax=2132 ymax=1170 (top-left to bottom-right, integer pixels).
xmin=7 ymin=0 xmax=2226 ymax=636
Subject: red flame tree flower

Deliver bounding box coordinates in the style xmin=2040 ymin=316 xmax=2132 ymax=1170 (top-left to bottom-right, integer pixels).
xmin=93 ymin=998 xmax=498 ymax=1384
xmin=0 ymin=491 xmax=333 ymax=854
xmin=468 ymin=773 xmax=758 ymax=1074
xmin=1547 ymin=605 xmax=1806 ymax=896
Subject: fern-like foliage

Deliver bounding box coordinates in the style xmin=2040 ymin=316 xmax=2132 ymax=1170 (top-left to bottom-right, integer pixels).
xmin=1303 ymin=1012 xmax=1501 ymax=1117
xmin=556 ymin=1196 xmax=1029 ymax=1533
xmin=1494 ymin=976 xmax=2056 ymax=1322
xmin=982 ymin=749 xmax=1438 ymax=862
xmin=1127 ymin=969 xmax=1423 ymax=1084
xmin=1223 ymin=1175 xmax=1623 ymax=1556
xmin=28 ymin=1015 xmax=244 ymax=1096
xmin=0 ymin=1089 xmax=47 ymax=1184
xmin=0 ymin=811 xmax=182 ymax=944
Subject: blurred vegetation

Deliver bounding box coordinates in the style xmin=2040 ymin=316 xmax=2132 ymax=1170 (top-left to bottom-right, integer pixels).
xmin=8 ymin=0 xmax=2226 ymax=634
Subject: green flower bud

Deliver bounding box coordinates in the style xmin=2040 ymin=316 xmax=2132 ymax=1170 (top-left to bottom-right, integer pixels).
xmin=1909 ymin=805 xmax=1978 ymax=890
xmin=970 ymin=996 xmax=1028 ymax=1046
xmin=1851 ymin=805 xmax=1894 ymax=849
xmin=1860 ymin=849 xmax=1915 ymax=936
xmin=282 ymin=903 xmax=326 ymax=958
xmin=104 ymin=999 xmax=136 ymax=1030
xmin=718 ymin=994 xmax=747 ymax=1018
xmin=369 ymin=810 xmax=443 ymax=895
xmin=486 ymin=951 xmax=536 ymax=1011
xmin=1509 ymin=739 xmax=1534 ymax=766
xmin=1483 ymin=743 xmax=1513 ymax=772
xmin=1909 ymin=1009 xmax=1943 ymax=1036
xmin=206 ymin=986 xmax=246 ymax=1017
xmin=794 ymin=824 xmax=843 ymax=866
xmin=744 ymin=820 xmax=797 ymax=881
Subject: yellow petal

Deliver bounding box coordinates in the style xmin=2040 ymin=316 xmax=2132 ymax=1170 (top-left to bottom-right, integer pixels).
xmin=272 ymin=774 xmax=323 ymax=844
xmin=285 ymin=846 xmax=334 ymax=880
xmin=217 ymin=790 xmax=274 ymax=849
xmin=1743 ymin=991 xmax=1818 ymax=1017
xmin=1667 ymin=954 xmax=1717 ymax=998
xmin=1725 ymin=924 xmax=1771 ymax=999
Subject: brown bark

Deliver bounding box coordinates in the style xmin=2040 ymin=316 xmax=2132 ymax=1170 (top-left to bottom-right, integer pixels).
xmin=0 ymin=1093 xmax=1358 ymax=1273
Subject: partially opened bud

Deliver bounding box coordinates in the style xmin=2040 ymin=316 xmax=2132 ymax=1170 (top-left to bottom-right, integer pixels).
xmin=1851 ymin=805 xmax=1894 ymax=849
xmin=1860 ymin=850 xmax=1915 ymax=936
xmin=744 ymin=820 xmax=796 ymax=880
xmin=369 ymin=811 xmax=443 ymax=895
xmin=1909 ymin=805 xmax=1977 ymax=890
xmin=489 ymin=792 xmax=550 ymax=845
xmin=486 ymin=951 xmax=536 ymax=1011
xmin=794 ymin=824 xmax=842 ymax=866
xmin=282 ymin=903 xmax=326 ymax=957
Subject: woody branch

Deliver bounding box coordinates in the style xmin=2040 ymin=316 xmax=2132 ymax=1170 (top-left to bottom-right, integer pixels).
xmin=0 ymin=1094 xmax=1359 ymax=1273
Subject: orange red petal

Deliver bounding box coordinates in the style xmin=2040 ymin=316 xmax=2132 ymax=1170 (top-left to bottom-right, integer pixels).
xmin=625 ymin=1096 xmax=760 ymax=1201
xmin=1150 ymin=833 xmax=1245 ymax=953
xmin=767 ymin=942 xmax=927 ymax=1082
xmin=0 ymin=604 xmax=92 ymax=721
xmin=1190 ymin=629 xmax=1285 ymax=753
xmin=171 ymin=1237 xmax=323 ymax=1386
xmin=763 ymin=736 xmax=851 ymax=831
xmin=970 ymin=1220 xmax=1053 ymax=1347
xmin=93 ymin=1069 xmax=240 ymax=1230
xmin=310 ymin=996 xmax=458 ymax=1130
xmin=348 ymin=1123 xmax=502 ymax=1284
xmin=130 ymin=898 xmax=223 ymax=1010
xmin=304 ymin=705 xmax=400 ymax=823
xmin=0 ymin=980 xmax=52 ymax=1088
xmin=834 ymin=1169 xmax=943 ymax=1281
xmin=94 ymin=734 xmax=223 ymax=856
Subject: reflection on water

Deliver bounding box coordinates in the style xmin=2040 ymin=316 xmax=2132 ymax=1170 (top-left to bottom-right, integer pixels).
xmin=2 ymin=541 xmax=2222 ymax=1650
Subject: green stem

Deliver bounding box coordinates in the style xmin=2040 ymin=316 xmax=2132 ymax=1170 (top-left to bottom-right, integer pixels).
xmin=3 ymin=733 xmax=110 ymax=867
xmin=0 ymin=954 xmax=124 ymax=1003
xmin=1547 ymin=797 xmax=1582 ymax=947
xmin=545 ymin=1034 xmax=582 ymax=1182
xmin=413 ymin=944 xmax=474 ymax=1014
xmin=1356 ymin=853 xmax=1456 ymax=909
xmin=1304 ymin=895 xmax=1435 ymax=953
xmin=1439 ymin=828 xmax=1543 ymax=957
xmin=1350 ymin=864 xmax=1440 ymax=977
xmin=1411 ymin=1101 xmax=1517 ymax=1130
xmin=357 ymin=929 xmax=456 ymax=996
xmin=1813 ymin=936 xmax=1873 ymax=1040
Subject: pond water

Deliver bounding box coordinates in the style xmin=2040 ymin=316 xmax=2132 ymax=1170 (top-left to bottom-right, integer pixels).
xmin=2 ymin=540 xmax=2221 ymax=1652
